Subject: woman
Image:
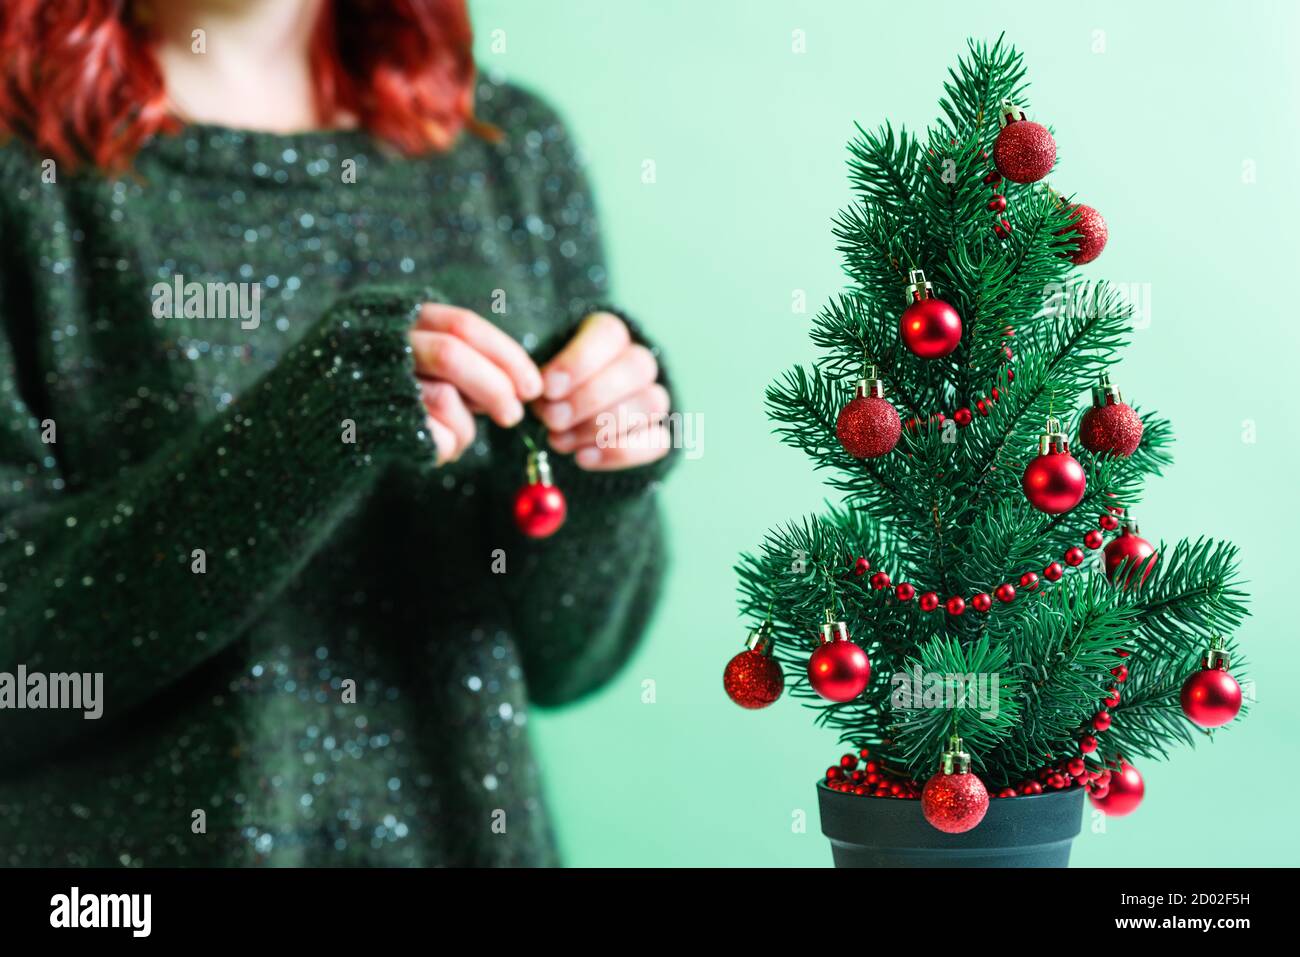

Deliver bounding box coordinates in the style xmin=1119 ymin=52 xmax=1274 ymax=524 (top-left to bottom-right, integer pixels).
xmin=0 ymin=0 xmax=674 ymax=865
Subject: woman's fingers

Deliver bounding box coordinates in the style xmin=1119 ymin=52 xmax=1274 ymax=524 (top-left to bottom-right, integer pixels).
xmin=417 ymin=303 xmax=543 ymax=401
xmin=409 ymin=329 xmax=524 ymax=427
xmin=573 ymin=429 xmax=672 ymax=471
xmin=420 ymin=380 xmax=476 ymax=460
xmin=548 ymin=383 xmax=670 ymax=453
xmin=425 ymin=415 xmax=460 ymax=467
xmin=534 ymin=343 xmax=658 ymax=432
xmin=539 ymin=311 xmax=630 ymax=400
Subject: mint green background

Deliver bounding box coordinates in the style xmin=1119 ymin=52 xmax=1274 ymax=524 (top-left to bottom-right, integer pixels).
xmin=472 ymin=0 xmax=1299 ymax=866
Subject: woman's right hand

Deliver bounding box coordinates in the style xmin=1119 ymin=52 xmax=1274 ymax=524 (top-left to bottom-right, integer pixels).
xmin=409 ymin=304 xmax=543 ymax=465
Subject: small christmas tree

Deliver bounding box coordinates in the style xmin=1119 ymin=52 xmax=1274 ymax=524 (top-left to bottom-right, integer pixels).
xmin=727 ymin=37 xmax=1248 ymax=834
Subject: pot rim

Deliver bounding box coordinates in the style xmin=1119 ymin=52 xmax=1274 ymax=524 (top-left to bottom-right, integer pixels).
xmin=816 ymin=778 xmax=1085 ymax=804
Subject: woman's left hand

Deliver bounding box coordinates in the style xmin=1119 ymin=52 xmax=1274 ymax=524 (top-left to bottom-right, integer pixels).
xmin=533 ymin=312 xmax=671 ymax=471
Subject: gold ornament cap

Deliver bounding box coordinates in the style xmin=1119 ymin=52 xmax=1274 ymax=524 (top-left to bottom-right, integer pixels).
xmin=526 ymin=449 xmax=554 ymax=486
xmin=904 ymin=269 xmax=935 ymax=303
xmin=819 ymin=608 xmax=849 ymax=644
xmin=855 ymin=363 xmax=885 ymax=400
xmin=1203 ymin=635 xmax=1230 ymax=671
xmin=939 ymin=735 xmax=972 ymax=774
xmin=1039 ymin=416 xmax=1070 ymax=455
xmin=998 ymin=101 xmax=1028 ymax=127
xmin=745 ymin=620 xmax=775 ymax=656
xmin=1092 ymin=372 xmax=1124 ymax=407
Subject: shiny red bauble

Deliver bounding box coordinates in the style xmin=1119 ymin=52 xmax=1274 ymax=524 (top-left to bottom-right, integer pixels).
xmin=922 ymin=770 xmax=990 ymax=833
xmin=900 ymin=297 xmax=963 ymax=359
xmin=1022 ymin=448 xmax=1087 ymax=514
xmin=1104 ymin=528 xmax=1157 ymax=587
xmin=993 ymin=116 xmax=1057 ymax=184
xmin=1057 ymin=203 xmax=1108 ymax=265
xmin=513 ymin=481 xmax=566 ymax=538
xmin=1088 ymin=761 xmax=1144 ymax=817
xmin=808 ymin=630 xmax=871 ymax=703
xmin=723 ymin=648 xmax=784 ymax=710
xmin=1180 ymin=665 xmax=1243 ymax=728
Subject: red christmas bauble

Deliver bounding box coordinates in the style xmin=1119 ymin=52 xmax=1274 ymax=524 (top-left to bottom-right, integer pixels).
xmin=807 ymin=637 xmax=870 ymax=703
xmin=1088 ymin=761 xmax=1144 ymax=816
xmin=1022 ymin=450 xmax=1086 ymax=514
xmin=900 ymin=297 xmax=963 ymax=359
xmin=1103 ymin=529 xmax=1157 ymax=587
xmin=1081 ymin=401 xmax=1143 ymax=457
xmin=1058 ymin=203 xmax=1108 ymax=265
xmin=513 ymin=481 xmax=566 ymax=538
xmin=993 ymin=119 xmax=1057 ymax=184
xmin=723 ymin=648 xmax=784 ymax=709
xmin=1180 ymin=665 xmax=1243 ymax=728
xmin=922 ymin=770 xmax=990 ymax=833
xmin=836 ymin=395 xmax=901 ymax=458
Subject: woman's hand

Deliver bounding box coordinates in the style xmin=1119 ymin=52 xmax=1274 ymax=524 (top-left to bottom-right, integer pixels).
xmin=410 ymin=304 xmax=543 ymax=465
xmin=533 ymin=312 xmax=671 ymax=471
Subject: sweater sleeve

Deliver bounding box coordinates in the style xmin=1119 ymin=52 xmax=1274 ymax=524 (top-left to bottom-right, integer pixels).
xmin=490 ymin=89 xmax=679 ymax=706
xmin=0 ymin=283 xmax=435 ymax=770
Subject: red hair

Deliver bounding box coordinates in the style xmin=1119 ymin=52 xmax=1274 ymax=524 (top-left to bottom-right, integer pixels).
xmin=0 ymin=0 xmax=483 ymax=172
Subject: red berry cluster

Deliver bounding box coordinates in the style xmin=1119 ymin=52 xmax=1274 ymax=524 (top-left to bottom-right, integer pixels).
xmin=824 ymin=749 xmax=921 ymax=799
xmin=902 ymin=343 xmax=1015 ymax=434
xmin=850 ymin=506 xmax=1122 ymax=615
xmin=993 ymin=756 xmax=1090 ymax=798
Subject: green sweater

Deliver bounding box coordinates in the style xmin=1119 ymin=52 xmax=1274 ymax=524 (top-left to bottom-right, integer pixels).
xmin=0 ymin=80 xmax=674 ymax=866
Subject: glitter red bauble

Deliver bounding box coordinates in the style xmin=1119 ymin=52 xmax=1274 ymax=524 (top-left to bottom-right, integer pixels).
xmin=836 ymin=395 xmax=902 ymax=458
xmin=807 ymin=639 xmax=870 ymax=703
xmin=1180 ymin=665 xmax=1242 ymax=728
xmin=1104 ymin=530 xmax=1157 ymax=587
xmin=1022 ymin=450 xmax=1086 ymax=514
xmin=1058 ymin=203 xmax=1108 ymax=265
xmin=922 ymin=770 xmax=990 ymax=833
xmin=993 ymin=120 xmax=1057 ymax=184
xmin=1081 ymin=401 xmax=1143 ymax=457
xmin=723 ymin=649 xmax=785 ymax=710
xmin=513 ymin=481 xmax=567 ymax=538
xmin=899 ymin=297 xmax=963 ymax=359
xmin=1088 ymin=762 xmax=1144 ymax=816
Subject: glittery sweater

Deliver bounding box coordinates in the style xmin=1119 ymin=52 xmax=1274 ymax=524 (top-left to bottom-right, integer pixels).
xmin=0 ymin=80 xmax=675 ymax=866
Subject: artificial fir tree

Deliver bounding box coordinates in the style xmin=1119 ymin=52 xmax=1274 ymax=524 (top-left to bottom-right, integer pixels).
xmin=728 ymin=37 xmax=1248 ymax=833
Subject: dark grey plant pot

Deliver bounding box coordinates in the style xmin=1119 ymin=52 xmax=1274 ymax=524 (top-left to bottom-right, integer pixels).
xmin=817 ymin=780 xmax=1085 ymax=868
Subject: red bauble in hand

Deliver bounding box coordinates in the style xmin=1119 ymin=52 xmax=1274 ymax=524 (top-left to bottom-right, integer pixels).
xmin=1103 ymin=520 xmax=1157 ymax=587
xmin=513 ymin=449 xmax=566 ymax=538
xmin=899 ymin=269 xmax=962 ymax=359
xmin=807 ymin=614 xmax=870 ymax=702
xmin=1057 ymin=203 xmax=1108 ymax=265
xmin=836 ymin=367 xmax=901 ymax=458
xmin=1080 ymin=374 xmax=1143 ymax=456
xmin=921 ymin=737 xmax=990 ymax=833
xmin=1088 ymin=761 xmax=1144 ymax=816
xmin=993 ymin=103 xmax=1057 ymax=184
xmin=1022 ymin=418 xmax=1086 ymax=514
xmin=724 ymin=622 xmax=784 ymax=710
xmin=1180 ymin=640 xmax=1243 ymax=728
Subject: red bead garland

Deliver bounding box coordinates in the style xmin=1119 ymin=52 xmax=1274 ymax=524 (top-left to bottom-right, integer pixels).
xmin=845 ymin=515 xmax=1120 ymax=615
